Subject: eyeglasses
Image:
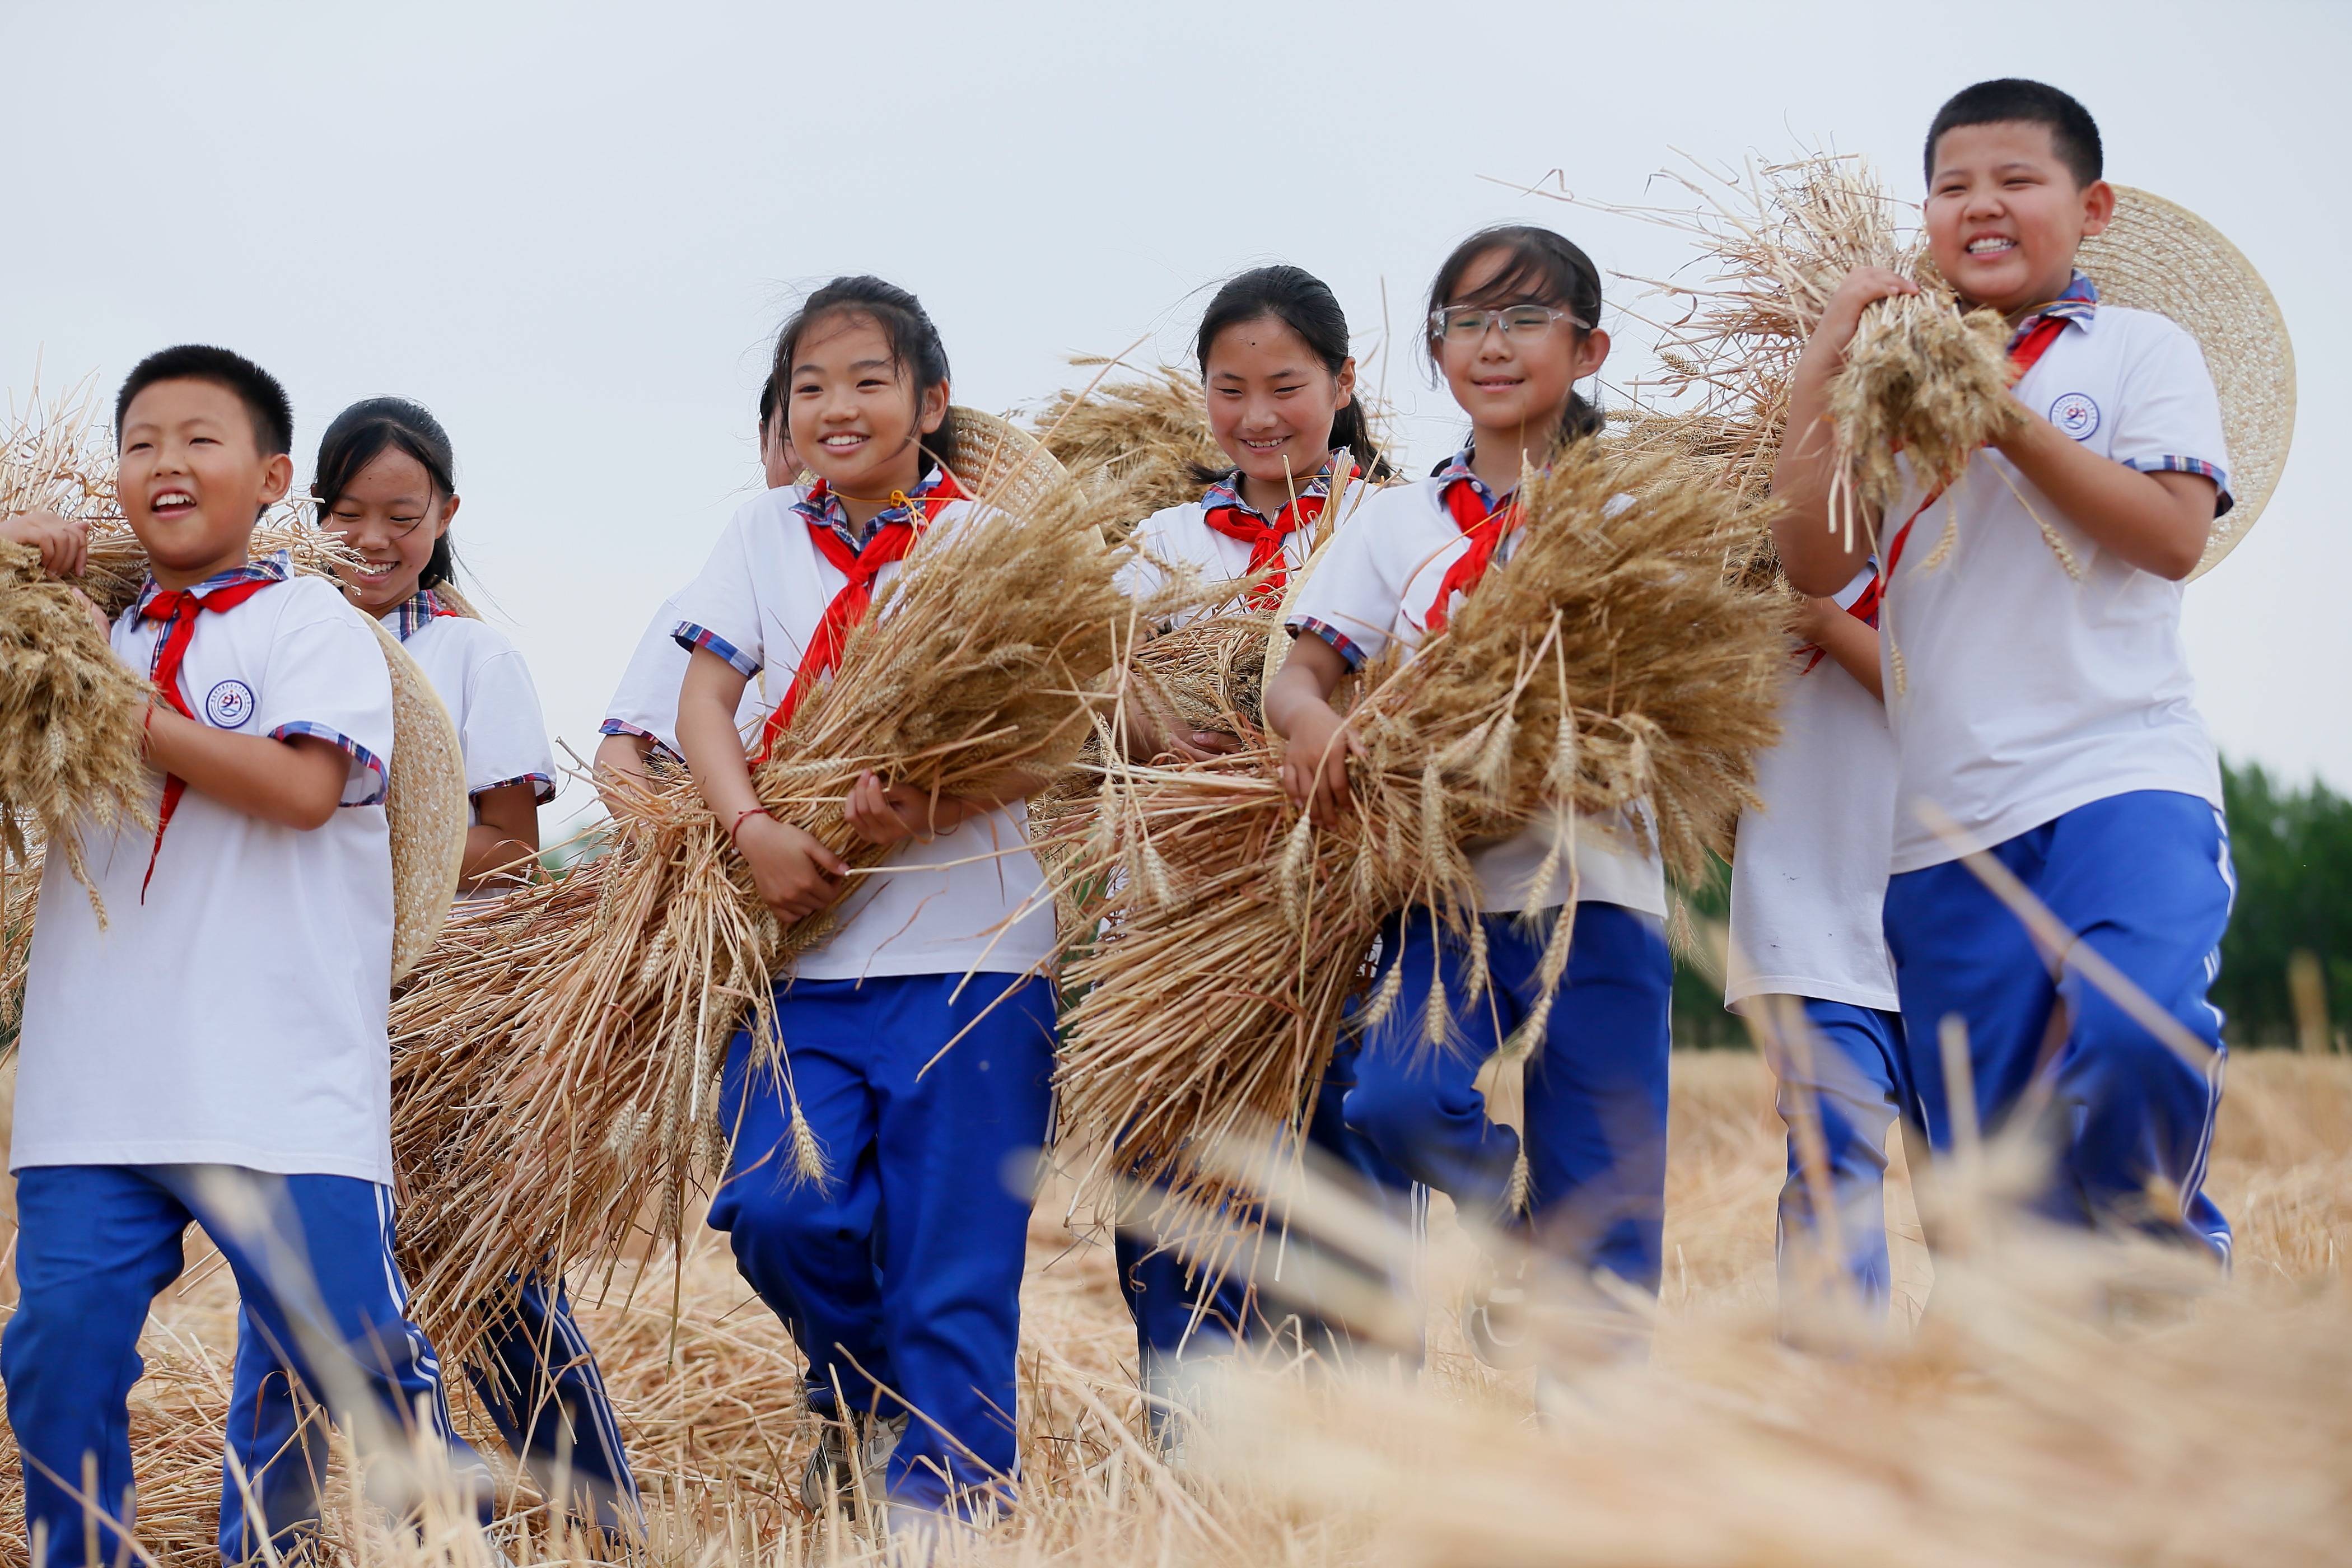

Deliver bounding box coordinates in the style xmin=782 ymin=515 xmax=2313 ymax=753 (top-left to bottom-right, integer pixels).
xmin=1428 ymin=304 xmax=1590 ymax=343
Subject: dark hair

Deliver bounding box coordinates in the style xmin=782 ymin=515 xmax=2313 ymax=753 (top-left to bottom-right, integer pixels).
xmin=114 ymin=344 xmax=293 ymax=458
xmin=1423 ymin=225 xmax=1607 ymax=454
xmin=1191 ymin=264 xmax=1394 ymax=486
xmin=758 ymin=369 xmax=782 ymax=435
xmin=313 ymin=397 xmax=461 ymax=591
xmin=1925 ymin=78 xmax=2102 ymax=189
xmin=771 ymin=275 xmax=958 ymax=473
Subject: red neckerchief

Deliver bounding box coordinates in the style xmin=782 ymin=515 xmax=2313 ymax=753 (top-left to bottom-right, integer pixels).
xmin=1796 ymin=570 xmax=1883 ymax=675
xmin=1422 ymin=473 xmax=1520 ymax=636
xmin=137 ymin=576 xmax=284 ymax=899
xmin=1200 ymin=471 xmax=1332 ymax=609
xmin=1880 ymin=312 xmax=2071 ymax=582
xmin=754 ymin=470 xmax=968 ymax=758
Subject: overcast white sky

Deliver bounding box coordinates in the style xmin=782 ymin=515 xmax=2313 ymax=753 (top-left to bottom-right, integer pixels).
xmin=6 ymin=0 xmax=2341 ymax=827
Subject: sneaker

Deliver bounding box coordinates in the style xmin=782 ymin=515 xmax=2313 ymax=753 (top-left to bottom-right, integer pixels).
xmin=1460 ymin=1264 xmax=1536 ymax=1370
xmin=799 ymin=1412 xmax=910 ymax=1514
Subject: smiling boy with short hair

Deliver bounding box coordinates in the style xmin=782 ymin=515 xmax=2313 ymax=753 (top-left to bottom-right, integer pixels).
xmin=1770 ymin=80 xmax=2236 ymax=1257
xmin=2 ymin=344 xmax=488 ymax=1565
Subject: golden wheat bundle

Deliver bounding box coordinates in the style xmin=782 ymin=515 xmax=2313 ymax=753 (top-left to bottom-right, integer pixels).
xmin=1053 ymin=446 xmax=1787 ymax=1219
xmin=1565 ymin=153 xmax=2020 ymax=562
xmin=1032 ymin=361 xmax=1226 ymax=534
xmin=391 ymin=449 xmax=1126 ymax=1353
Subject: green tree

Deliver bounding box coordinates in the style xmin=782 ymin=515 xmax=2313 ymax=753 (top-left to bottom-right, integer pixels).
xmin=2216 ymin=758 xmax=2352 ymax=1047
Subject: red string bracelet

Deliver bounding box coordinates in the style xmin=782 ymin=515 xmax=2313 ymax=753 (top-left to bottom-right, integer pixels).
xmin=728 ymin=806 xmax=768 ymax=844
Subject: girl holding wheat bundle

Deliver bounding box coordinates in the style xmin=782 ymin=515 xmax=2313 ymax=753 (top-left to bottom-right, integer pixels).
xmin=1264 ymin=226 xmax=1675 ymax=1363
xmin=672 ymin=277 xmax=1061 ymax=1529
xmin=217 ymin=398 xmax=642 ymax=1551
xmin=1109 ymin=264 xmax=1415 ymax=1435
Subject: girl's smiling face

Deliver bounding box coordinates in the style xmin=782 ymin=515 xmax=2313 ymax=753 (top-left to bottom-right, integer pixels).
xmin=324 ymin=445 xmax=457 ymax=616
xmin=1203 ymin=314 xmax=1354 ymax=511
xmin=787 ymin=310 xmax=948 ymax=501
xmin=1435 ymin=245 xmax=1609 ymax=463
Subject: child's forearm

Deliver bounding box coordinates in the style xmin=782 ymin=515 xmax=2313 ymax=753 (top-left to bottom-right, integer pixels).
xmin=676 ymin=650 xmax=761 ymax=827
xmin=143 ymin=707 xmax=349 ymax=829
xmin=1994 ymin=417 xmax=2216 ymax=581
xmin=461 ymin=782 xmax=541 ymax=888
xmin=1810 ymin=606 xmax=1884 ymax=701
xmin=1263 ymin=640 xmax=1347 ymax=741
xmin=1771 ymin=349 xmax=1877 ymax=596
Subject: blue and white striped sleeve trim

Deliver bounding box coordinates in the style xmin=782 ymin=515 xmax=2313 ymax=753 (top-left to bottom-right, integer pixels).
xmin=598 ymin=718 xmax=652 ymax=739
xmin=271 ymin=722 xmax=389 ymax=807
xmin=671 ymin=622 xmax=759 ymax=677
xmin=474 ymin=772 xmax=557 ymax=803
xmin=2122 ymin=456 xmax=2235 ymax=517
xmin=1288 ymin=616 xmax=1366 ymax=671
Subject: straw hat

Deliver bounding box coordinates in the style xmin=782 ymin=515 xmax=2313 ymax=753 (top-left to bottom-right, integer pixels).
xmin=2078 ymin=186 xmax=2295 ymax=579
xmin=365 ymin=619 xmax=468 ymax=985
xmin=946 ymin=406 xmax=1072 ymax=517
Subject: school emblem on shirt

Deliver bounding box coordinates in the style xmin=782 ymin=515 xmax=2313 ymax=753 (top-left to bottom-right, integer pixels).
xmin=203 ymin=679 xmax=256 ymax=729
xmin=2048 ymin=391 xmax=2101 ymax=441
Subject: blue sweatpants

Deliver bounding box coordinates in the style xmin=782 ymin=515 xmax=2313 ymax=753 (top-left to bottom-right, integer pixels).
xmin=708 ymin=972 xmax=1056 ymax=1518
xmin=3 ymin=1165 xmax=486 ymax=1568
xmin=1881 ymin=790 xmax=2233 ymax=1258
xmin=1343 ymin=902 xmax=1673 ymax=1294
xmin=1763 ymin=998 xmax=1914 ymax=1314
xmin=220 ymin=1267 xmax=640 ymax=1555
xmin=1117 ymin=1035 xmax=1416 ymax=1370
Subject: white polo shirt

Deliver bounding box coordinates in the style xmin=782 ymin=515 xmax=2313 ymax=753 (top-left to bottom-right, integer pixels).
xmin=382 ymin=591 xmax=556 ymax=823
xmin=1117 ymin=459 xmax=1358 ymax=619
xmin=1880 ymin=293 xmax=2232 ymax=873
xmin=602 ymin=595 xmax=774 ymax=758
xmin=1284 ymin=470 xmax=1668 ymax=918
xmin=15 ymin=561 xmax=399 ymax=1183
xmin=669 ymin=483 xmax=1058 ymax=981
xmin=1726 ymin=567 xmax=1898 ymax=1011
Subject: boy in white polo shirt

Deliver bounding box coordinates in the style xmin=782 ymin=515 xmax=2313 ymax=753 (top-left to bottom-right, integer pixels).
xmin=1728 ymin=571 xmax=1918 ymax=1318
xmin=1772 ymin=80 xmax=2235 ymax=1257
xmin=3 ymin=347 xmax=485 ymax=1565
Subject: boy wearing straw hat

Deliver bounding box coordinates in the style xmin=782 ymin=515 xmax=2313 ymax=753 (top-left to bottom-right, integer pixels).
xmin=1771 ymin=80 xmax=2241 ymax=1257
xmin=2 ymin=347 xmax=489 ymax=1565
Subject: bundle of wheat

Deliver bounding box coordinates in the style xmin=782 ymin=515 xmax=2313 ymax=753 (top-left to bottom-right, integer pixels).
xmin=389 ymin=418 xmax=1127 ymax=1357
xmin=1561 ymin=153 xmax=2017 ymax=562
xmin=1032 ymin=361 xmax=1227 ymax=535
xmin=1052 ymin=445 xmax=1787 ymax=1219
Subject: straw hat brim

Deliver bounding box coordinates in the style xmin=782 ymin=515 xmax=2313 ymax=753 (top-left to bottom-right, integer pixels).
xmin=366 ymin=619 xmax=468 ymax=985
xmin=2077 ymin=186 xmax=2294 ymax=580
xmin=946 ymin=406 xmax=1077 ymax=521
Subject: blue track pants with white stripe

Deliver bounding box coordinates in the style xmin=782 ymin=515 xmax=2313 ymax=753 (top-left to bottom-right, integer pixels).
xmin=2 ymin=1165 xmax=487 ymax=1568
xmin=1881 ymin=790 xmax=2233 ymax=1258
xmin=220 ymin=1267 xmax=641 ymax=1553
xmin=1766 ymin=998 xmax=1914 ymax=1314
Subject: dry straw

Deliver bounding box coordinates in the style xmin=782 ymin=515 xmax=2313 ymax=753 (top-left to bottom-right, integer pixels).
xmin=1052 ymin=444 xmax=1786 ymax=1249
xmin=386 ymin=413 xmax=1127 ymax=1359
xmin=1032 ymin=360 xmax=1229 ymax=536
xmin=1551 ymin=153 xmax=2022 ymax=561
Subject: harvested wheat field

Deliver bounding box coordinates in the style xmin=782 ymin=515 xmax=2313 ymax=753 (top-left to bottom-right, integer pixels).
xmin=0 ymin=1048 xmax=2344 ymax=1567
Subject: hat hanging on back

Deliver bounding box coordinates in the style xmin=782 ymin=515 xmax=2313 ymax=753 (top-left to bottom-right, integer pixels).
xmin=2076 ymin=186 xmax=2295 ymax=579
xmin=367 ymin=619 xmax=468 ymax=984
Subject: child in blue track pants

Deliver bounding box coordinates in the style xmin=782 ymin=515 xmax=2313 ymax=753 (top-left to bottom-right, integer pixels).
xmin=1774 ymin=80 xmax=2242 ymax=1257
xmin=221 ymin=396 xmax=640 ymax=1550
xmin=1112 ymin=263 xmax=1415 ymax=1413
xmin=4 ymin=348 xmax=487 ymax=1567
xmin=1266 ymin=226 xmax=1677 ymax=1350
xmin=1342 ymin=906 xmax=1673 ymax=1294
xmin=1728 ymin=565 xmax=1920 ymax=1319
xmin=711 ymin=974 xmax=1056 ymax=1510
xmin=671 ymin=278 xmax=1065 ymax=1528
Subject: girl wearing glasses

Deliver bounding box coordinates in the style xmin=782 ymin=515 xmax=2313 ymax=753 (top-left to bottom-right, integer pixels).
xmin=1263 ymin=226 xmax=1674 ymax=1362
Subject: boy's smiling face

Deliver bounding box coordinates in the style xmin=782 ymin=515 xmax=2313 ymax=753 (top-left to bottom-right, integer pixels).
xmin=118 ymin=377 xmax=292 ymax=589
xmin=1925 ymin=120 xmax=2115 ymax=318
